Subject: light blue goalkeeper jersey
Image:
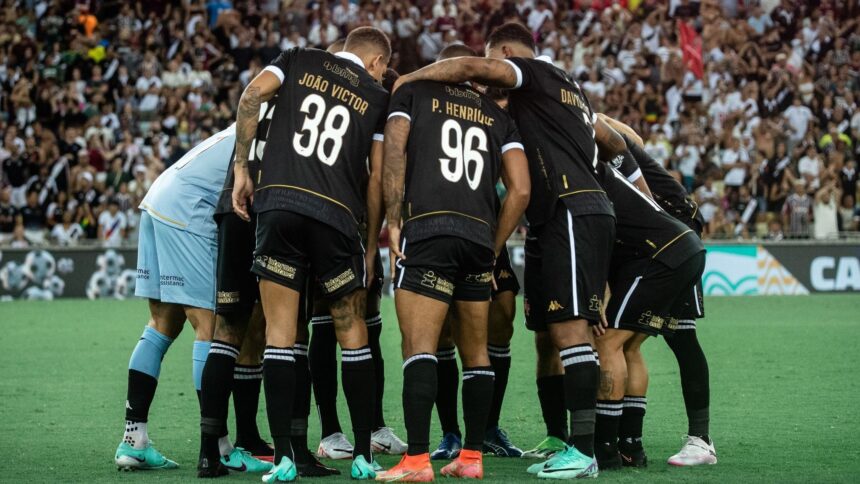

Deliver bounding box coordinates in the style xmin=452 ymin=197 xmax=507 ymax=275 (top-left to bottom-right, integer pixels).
xmin=140 ymin=125 xmax=236 ymax=239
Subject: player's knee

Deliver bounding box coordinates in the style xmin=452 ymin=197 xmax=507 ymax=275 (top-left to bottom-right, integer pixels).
xmin=213 ymin=312 xmax=249 ymax=344
xmin=147 ymin=301 xmax=186 ymax=339
xmin=186 ymin=308 xmax=216 ymax=340
xmin=548 ymin=319 xmax=592 ymax=348
xmin=330 ymin=290 xmax=365 ymax=331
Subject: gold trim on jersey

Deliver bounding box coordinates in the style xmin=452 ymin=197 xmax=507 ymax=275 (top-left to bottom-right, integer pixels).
xmin=141 ymin=202 xmax=188 ymax=228
xmin=254 ymin=184 xmax=356 ymax=221
xmin=405 ymin=210 xmax=490 ymax=226
xmin=651 ymin=229 xmax=694 ymax=259
xmin=559 ymin=189 xmax=606 ymax=198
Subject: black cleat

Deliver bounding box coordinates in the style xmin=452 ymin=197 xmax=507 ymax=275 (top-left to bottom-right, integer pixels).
xmin=595 ymin=442 xmax=623 ymax=471
xmin=197 ymin=457 xmax=230 ymax=478
xmin=620 ymin=448 xmax=648 ymax=467
xmin=296 ymin=454 xmax=341 ymax=477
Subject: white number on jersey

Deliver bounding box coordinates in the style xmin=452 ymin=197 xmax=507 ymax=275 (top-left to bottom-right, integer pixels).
xmin=292 ymin=94 xmax=350 ymax=166
xmin=439 ymin=119 xmax=487 ymax=191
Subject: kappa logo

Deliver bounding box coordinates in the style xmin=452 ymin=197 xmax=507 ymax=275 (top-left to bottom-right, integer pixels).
xmin=589 ymin=295 xmax=601 ymax=312
xmin=547 ymin=300 xmax=564 ymax=311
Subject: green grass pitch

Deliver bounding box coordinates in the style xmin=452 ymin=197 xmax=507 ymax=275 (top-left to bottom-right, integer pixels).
xmin=1 ymin=295 xmax=859 ymax=482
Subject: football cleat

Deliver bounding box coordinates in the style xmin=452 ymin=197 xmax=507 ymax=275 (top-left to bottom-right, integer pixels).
xmin=115 ymin=441 xmax=179 ymax=471
xmin=197 ymin=456 xmax=229 ymax=478
xmin=351 ymin=455 xmax=378 ymax=480
xmin=235 ymin=439 xmax=275 ymax=463
xmin=535 ymin=445 xmax=598 ymax=479
xmin=527 ymin=447 xmax=567 ymax=475
xmin=483 ymin=426 xmax=523 ymax=457
xmin=523 ymin=436 xmax=566 ymax=460
xmin=619 ymin=442 xmax=648 ymax=468
xmin=316 ymin=432 xmax=354 ymax=460
xmin=430 ymin=432 xmax=462 ymax=460
xmin=221 ymin=447 xmax=274 ymax=473
xmin=375 ymin=453 xmax=434 ymax=482
xmin=440 ymin=449 xmax=483 ymax=479
xmin=296 ymin=453 xmax=341 ymax=477
xmin=668 ymin=435 xmax=717 ymax=466
xmin=371 ymin=427 xmax=408 ymax=455
xmin=594 ymin=442 xmax=622 ymax=471
xmin=261 ymin=456 xmax=298 ymax=483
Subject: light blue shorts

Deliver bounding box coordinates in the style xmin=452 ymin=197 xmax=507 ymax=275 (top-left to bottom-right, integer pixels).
xmin=135 ymin=211 xmax=217 ymax=310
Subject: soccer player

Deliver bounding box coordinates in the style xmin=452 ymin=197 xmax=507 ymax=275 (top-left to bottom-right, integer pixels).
xmin=377 ymin=44 xmax=530 ymax=481
xmin=602 ymin=115 xmax=717 ymax=466
xmin=114 ymin=125 xmax=269 ymax=476
xmin=393 ymin=23 xmax=632 ymax=478
xmin=197 ymin=98 xmax=339 ymax=478
xmin=231 ymin=27 xmax=391 ymax=482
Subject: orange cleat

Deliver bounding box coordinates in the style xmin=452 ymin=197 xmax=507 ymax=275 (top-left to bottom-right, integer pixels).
xmin=440 ymin=449 xmax=483 ymax=479
xmin=375 ymin=453 xmax=434 ymax=482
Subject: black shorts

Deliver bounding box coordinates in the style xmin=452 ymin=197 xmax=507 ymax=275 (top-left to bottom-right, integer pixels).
xmin=605 ymin=251 xmax=706 ymax=336
xmin=492 ymin=245 xmax=520 ymax=298
xmin=394 ymin=235 xmax=494 ymax=304
xmin=308 ymin=249 xmax=383 ymax=328
xmin=368 ymin=248 xmax=384 ymax=301
xmin=215 ymin=213 xmax=259 ymax=315
xmin=524 ymin=208 xmax=615 ymax=331
xmin=253 ymin=210 xmax=365 ymax=300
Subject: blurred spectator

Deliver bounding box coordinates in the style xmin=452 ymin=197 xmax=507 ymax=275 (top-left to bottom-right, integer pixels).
xmin=813 ymin=182 xmax=840 ymax=239
xmin=50 ymin=209 xmax=85 ymax=246
xmin=97 ymin=199 xmax=127 ymax=247
xmin=783 ymin=182 xmax=813 ymax=239
xmin=0 ymin=187 xmax=16 ymax=243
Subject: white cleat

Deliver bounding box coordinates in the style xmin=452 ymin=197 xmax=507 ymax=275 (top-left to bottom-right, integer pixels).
xmin=668 ymin=435 xmax=717 ymax=466
xmin=316 ymin=432 xmax=354 ymax=460
xmin=371 ymin=427 xmax=408 ymax=455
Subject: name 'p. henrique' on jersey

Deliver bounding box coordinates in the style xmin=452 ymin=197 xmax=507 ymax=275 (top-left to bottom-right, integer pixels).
xmin=503 ymin=56 xmax=614 ymax=225
xmin=388 ymin=80 xmax=523 ymax=251
xmin=214 ymin=98 xmax=277 ymax=218
xmin=252 ymin=48 xmax=389 ymax=237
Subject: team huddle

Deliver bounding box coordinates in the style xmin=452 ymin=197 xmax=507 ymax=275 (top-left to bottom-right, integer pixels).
xmin=114 ymin=23 xmax=716 ymax=482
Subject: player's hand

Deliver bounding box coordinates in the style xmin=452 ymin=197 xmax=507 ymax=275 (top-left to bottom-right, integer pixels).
xmin=593 ymin=307 xmax=609 ymax=337
xmin=364 ymin=249 xmax=377 ymax=287
xmin=491 ymin=254 xmax=498 ymax=292
xmin=387 ymin=223 xmax=404 ymax=278
xmin=391 ymin=74 xmax=411 ymax=93
xmin=232 ymin=166 xmax=254 ymax=221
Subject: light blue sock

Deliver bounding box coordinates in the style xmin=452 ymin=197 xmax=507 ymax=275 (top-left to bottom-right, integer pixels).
xmin=128 ymin=326 xmax=174 ymax=378
xmin=192 ymin=340 xmax=212 ymax=391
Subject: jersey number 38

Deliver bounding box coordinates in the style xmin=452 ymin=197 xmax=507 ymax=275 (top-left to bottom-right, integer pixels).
xmin=439 ymin=119 xmax=487 ymax=191
xmin=293 ymin=94 xmax=350 ymax=166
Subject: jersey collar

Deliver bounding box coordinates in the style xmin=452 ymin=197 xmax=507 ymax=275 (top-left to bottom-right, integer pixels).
xmin=335 ymin=51 xmax=366 ymax=71
xmin=536 ymin=55 xmax=553 ymax=64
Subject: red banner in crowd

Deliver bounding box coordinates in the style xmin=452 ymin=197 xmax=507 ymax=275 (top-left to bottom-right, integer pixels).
xmin=678 ymin=20 xmax=703 ymax=79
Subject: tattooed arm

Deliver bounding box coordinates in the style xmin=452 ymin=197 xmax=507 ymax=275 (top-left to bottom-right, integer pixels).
xmin=394 ymin=57 xmax=519 ymax=92
xmin=593 ymin=115 xmax=629 ymax=160
xmin=382 ymin=116 xmax=410 ymax=275
xmin=232 ymin=70 xmax=280 ymax=221
xmin=496 ymin=148 xmax=530 ymax=257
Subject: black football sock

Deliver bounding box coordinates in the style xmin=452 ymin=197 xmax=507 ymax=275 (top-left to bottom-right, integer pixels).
xmin=404 ymin=353 xmax=438 ymax=455
xmin=619 ymin=396 xmax=647 ymax=452
xmin=595 ymin=399 xmax=623 ymax=451
xmin=665 ymin=327 xmax=710 ymax=439
xmin=263 ymin=346 xmax=295 ymax=463
xmin=125 ymin=326 xmax=174 ymax=432
xmin=435 ymin=347 xmax=461 ymax=437
xmin=536 ymin=375 xmax=568 ymax=440
xmin=309 ymin=319 xmax=342 ymax=437
xmin=367 ymin=316 xmax=386 ymax=429
xmin=291 ymin=342 xmax=312 ymax=462
xmin=341 ymin=346 xmax=376 ymax=462
xmin=200 ymin=341 xmax=240 ymax=461
xmin=462 ymin=366 xmax=495 ymax=451
xmin=486 ymin=344 xmax=511 ymax=430
xmin=560 ymin=344 xmax=599 ymax=457
xmin=232 ymin=363 xmax=264 ymax=447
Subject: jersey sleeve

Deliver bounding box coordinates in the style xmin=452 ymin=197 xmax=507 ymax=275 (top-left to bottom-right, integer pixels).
xmin=387 ymin=83 xmax=414 ymax=122
xmin=502 ymin=57 xmax=538 ymax=90
xmin=262 ymin=48 xmax=298 ymax=84
xmin=614 ymin=136 xmax=642 ymax=182
xmin=373 ymin=93 xmax=390 ymax=142
xmin=500 ymin=113 xmax=524 ymax=154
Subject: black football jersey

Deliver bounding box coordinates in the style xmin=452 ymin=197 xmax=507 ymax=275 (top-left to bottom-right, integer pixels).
xmin=504 ymin=57 xmax=613 ymax=226
xmin=389 ymin=81 xmax=522 ymax=250
xmin=253 ymin=48 xmax=389 ymax=237
xmin=215 ymin=98 xmax=277 ymax=217
xmin=598 ymin=163 xmax=704 ymax=269
xmin=613 ymin=136 xmax=704 ymax=230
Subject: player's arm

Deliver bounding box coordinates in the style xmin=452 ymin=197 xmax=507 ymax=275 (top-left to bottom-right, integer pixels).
xmin=597 ymin=113 xmax=644 ymax=148
xmin=495 ymin=147 xmax=530 ymax=257
xmin=593 ymin=115 xmax=654 ymax=197
xmin=382 ymin=116 xmax=410 ymax=272
xmin=394 ymin=57 xmax=519 ymax=91
xmin=232 ymin=69 xmax=281 ymax=221
xmin=365 ymin=140 xmax=384 ymax=285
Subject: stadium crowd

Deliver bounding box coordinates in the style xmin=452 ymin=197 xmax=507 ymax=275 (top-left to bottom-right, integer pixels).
xmin=1 ymin=0 xmax=859 ymax=248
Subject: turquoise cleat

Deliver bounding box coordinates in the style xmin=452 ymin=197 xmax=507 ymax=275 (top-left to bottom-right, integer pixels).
xmin=536 ymin=445 xmax=598 ymax=479
xmin=527 ymin=446 xmax=567 ymax=475
xmin=262 ymin=456 xmax=298 ymax=483
xmin=350 ymin=454 xmax=378 ymax=480
xmin=371 ymin=459 xmax=384 ymax=472
xmin=221 ymin=447 xmax=274 ymax=473
xmin=115 ymin=441 xmax=179 ymax=470
xmin=523 ymin=436 xmax=567 ymax=460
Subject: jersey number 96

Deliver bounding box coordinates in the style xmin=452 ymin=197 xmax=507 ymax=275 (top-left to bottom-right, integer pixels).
xmin=439 ymin=119 xmax=487 ymax=191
